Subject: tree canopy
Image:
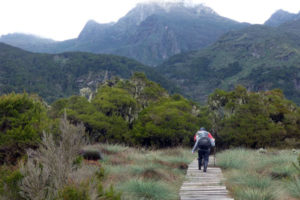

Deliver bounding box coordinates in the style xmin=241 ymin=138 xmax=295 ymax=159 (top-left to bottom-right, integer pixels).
xmin=0 ymin=93 xmax=49 ymax=164
xmin=208 ymin=86 xmax=300 ymax=148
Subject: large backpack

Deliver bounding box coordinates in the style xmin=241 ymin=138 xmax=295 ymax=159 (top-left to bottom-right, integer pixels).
xmin=198 ymin=136 xmax=211 ymax=149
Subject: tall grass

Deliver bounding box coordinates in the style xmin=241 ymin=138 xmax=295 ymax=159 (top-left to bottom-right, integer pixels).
xmin=235 ymin=188 xmax=275 ymax=200
xmin=119 ymin=179 xmax=176 ymax=200
xmin=97 ymin=144 xmax=195 ymax=200
xmin=217 ymin=149 xmax=299 ymax=200
xmin=286 ymin=178 xmax=300 ymax=198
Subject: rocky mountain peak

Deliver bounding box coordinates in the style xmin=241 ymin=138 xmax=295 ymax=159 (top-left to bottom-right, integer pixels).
xmin=265 ymin=9 xmax=297 ymax=27
xmin=78 ymin=20 xmax=114 ymax=40
xmin=120 ymin=1 xmax=218 ymax=26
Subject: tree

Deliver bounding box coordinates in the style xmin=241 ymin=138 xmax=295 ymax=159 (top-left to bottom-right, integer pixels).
xmin=208 ymin=86 xmax=300 ymax=148
xmin=0 ymin=93 xmax=49 ymax=164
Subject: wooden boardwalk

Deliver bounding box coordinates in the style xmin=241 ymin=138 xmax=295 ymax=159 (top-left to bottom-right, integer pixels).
xmin=180 ymin=157 xmax=233 ymax=200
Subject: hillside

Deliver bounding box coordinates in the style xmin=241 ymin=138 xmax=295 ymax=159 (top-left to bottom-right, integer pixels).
xmin=158 ymin=24 xmax=300 ymax=104
xmin=0 ymin=43 xmax=174 ymax=102
xmin=0 ymin=2 xmax=248 ymax=66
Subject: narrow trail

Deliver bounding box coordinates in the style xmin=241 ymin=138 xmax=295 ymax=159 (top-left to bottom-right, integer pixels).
xmin=180 ymin=157 xmax=233 ymax=200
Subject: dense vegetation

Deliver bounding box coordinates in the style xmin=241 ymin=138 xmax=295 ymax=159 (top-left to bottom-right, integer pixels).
xmin=207 ymin=86 xmax=300 ymax=148
xmin=0 ymin=43 xmax=175 ymax=103
xmin=0 ymin=116 xmax=122 ymax=200
xmin=51 ymin=73 xmax=202 ymax=148
xmin=0 ymin=93 xmax=49 ymax=165
xmin=158 ymin=23 xmax=300 ymax=104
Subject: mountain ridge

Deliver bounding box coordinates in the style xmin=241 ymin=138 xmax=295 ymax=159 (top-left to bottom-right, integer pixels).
xmin=157 ymin=22 xmax=300 ymax=104
xmin=265 ymin=9 xmax=300 ymax=27
xmin=0 ymin=42 xmax=175 ymax=102
xmin=0 ymin=2 xmax=248 ymax=66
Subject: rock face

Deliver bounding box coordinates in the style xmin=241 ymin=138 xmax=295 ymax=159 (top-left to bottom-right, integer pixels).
xmin=0 ymin=2 xmax=248 ymax=66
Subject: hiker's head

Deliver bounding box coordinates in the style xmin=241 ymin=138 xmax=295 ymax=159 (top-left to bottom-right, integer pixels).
xmin=200 ymin=127 xmax=206 ymax=131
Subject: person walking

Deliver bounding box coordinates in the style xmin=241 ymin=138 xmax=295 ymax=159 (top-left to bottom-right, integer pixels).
xmin=192 ymin=127 xmax=215 ymax=172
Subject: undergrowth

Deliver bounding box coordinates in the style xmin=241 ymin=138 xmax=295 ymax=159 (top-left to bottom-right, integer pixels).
xmin=217 ymin=149 xmax=299 ymax=200
xmin=97 ymin=144 xmax=195 ymax=200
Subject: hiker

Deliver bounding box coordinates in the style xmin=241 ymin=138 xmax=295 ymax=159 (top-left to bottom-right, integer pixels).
xmin=192 ymin=127 xmax=215 ymax=172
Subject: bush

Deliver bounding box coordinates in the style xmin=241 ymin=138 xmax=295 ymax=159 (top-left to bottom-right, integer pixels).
xmin=19 ymin=114 xmax=87 ymax=200
xmin=0 ymin=167 xmax=23 ymax=199
xmin=0 ymin=93 xmax=49 ymax=164
xmin=131 ymin=98 xmax=199 ymax=147
xmin=80 ymin=149 xmax=102 ymax=161
xmin=58 ymin=185 xmax=90 ymax=200
xmin=208 ymin=86 xmax=300 ymax=148
xmin=98 ymin=184 xmax=121 ymax=200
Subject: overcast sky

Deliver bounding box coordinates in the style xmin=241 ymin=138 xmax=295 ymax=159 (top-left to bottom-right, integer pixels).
xmin=0 ymin=0 xmax=300 ymax=41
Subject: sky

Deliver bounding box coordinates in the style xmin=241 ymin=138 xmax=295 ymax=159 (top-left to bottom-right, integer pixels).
xmin=0 ymin=0 xmax=300 ymax=41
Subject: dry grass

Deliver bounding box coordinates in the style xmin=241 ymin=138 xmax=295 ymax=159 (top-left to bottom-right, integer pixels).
xmin=19 ymin=115 xmax=87 ymax=200
xmin=93 ymin=144 xmax=195 ymax=200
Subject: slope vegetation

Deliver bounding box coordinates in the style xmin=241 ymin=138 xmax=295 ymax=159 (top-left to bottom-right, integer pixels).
xmin=158 ymin=24 xmax=300 ymax=104
xmin=0 ymin=43 xmax=173 ymax=102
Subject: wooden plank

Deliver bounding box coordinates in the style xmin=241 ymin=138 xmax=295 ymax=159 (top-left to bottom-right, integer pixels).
xmin=179 ymin=158 xmax=234 ymax=200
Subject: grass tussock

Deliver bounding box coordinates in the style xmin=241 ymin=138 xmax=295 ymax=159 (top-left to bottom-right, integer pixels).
xmin=217 ymin=149 xmax=299 ymax=200
xmin=120 ymin=179 xmax=176 ymax=200
xmin=97 ymin=144 xmax=195 ymax=200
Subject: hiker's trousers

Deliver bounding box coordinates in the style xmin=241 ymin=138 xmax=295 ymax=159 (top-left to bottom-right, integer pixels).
xmin=198 ymin=149 xmax=210 ymax=169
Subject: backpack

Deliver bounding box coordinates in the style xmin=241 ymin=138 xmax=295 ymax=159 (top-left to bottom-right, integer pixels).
xmin=198 ymin=136 xmax=211 ymax=149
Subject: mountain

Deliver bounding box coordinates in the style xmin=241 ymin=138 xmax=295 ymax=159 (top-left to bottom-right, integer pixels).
xmin=157 ymin=24 xmax=300 ymax=104
xmin=264 ymin=9 xmax=299 ymax=27
xmin=0 ymin=33 xmax=57 ymax=52
xmin=0 ymin=2 xmax=248 ymax=66
xmin=0 ymin=42 xmax=174 ymax=103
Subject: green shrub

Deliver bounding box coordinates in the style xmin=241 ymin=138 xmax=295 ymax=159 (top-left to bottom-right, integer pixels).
xmin=98 ymin=184 xmax=121 ymax=200
xmin=58 ymin=185 xmax=90 ymax=200
xmin=131 ymin=97 xmax=199 ymax=148
xmin=0 ymin=167 xmax=23 ymax=199
xmin=0 ymin=93 xmax=49 ymax=164
xmin=50 ymin=73 xmax=202 ymax=148
xmin=208 ymin=86 xmax=300 ymax=148
xmin=95 ymin=167 xmax=106 ymax=181
xmin=73 ymin=156 xmax=83 ymax=167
